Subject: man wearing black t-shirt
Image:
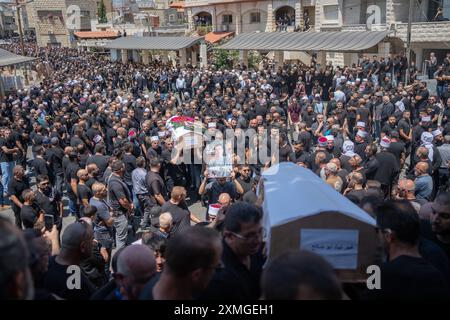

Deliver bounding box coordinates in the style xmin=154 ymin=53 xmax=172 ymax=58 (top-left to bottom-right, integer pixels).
xmin=8 ymin=165 xmax=30 ymax=229
xmin=236 ymin=165 xmax=253 ymax=198
xmin=32 ymin=146 xmax=50 ymax=178
xmin=35 ymin=175 xmax=63 ymax=232
xmin=46 ymin=137 xmax=65 ymax=194
xmin=366 ymin=200 xmax=450 ymax=299
xmin=86 ymin=144 xmax=109 ymax=183
xmin=20 ymin=189 xmax=43 ymax=229
xmin=161 ymin=186 xmax=200 ymax=236
xmin=144 ymin=158 xmax=167 ymax=228
xmin=65 ymin=152 xmax=81 ymax=218
xmin=421 ymin=193 xmax=450 ymax=259
xmin=43 ymin=221 xmax=96 ymax=300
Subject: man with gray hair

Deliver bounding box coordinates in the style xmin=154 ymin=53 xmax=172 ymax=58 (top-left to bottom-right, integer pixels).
xmin=43 ymin=221 xmax=96 ymax=300
xmin=114 ymin=244 xmax=156 ymax=300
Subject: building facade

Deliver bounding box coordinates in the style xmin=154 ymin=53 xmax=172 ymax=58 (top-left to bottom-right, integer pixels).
xmin=0 ymin=3 xmax=17 ymax=39
xmin=184 ymin=0 xmax=450 ymax=67
xmin=28 ymin=0 xmax=97 ymax=47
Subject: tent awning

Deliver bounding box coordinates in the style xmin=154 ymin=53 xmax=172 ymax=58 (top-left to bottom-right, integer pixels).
xmin=262 ymin=163 xmax=376 ymax=227
xmin=205 ymin=31 xmax=234 ymax=44
xmin=105 ymin=36 xmax=202 ymax=50
xmin=218 ymin=31 xmax=392 ymax=52
xmin=0 ymin=48 xmax=36 ymax=67
xmin=74 ymin=31 xmax=119 ymax=39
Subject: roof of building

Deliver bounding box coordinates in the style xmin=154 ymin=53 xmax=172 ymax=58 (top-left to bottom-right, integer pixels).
xmin=0 ymin=48 xmax=36 ymax=67
xmin=74 ymin=31 xmax=119 ymax=39
xmin=218 ymin=31 xmax=393 ymax=52
xmin=169 ymin=2 xmax=185 ymax=9
xmin=205 ymin=31 xmax=234 ymax=44
xmin=105 ymin=36 xmax=202 ymax=50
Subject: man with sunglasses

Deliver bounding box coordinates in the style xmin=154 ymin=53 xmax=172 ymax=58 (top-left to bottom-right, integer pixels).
xmin=201 ymin=202 xmax=265 ymax=300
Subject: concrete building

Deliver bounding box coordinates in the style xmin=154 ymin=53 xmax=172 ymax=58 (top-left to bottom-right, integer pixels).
xmin=137 ymin=0 xmax=185 ymax=27
xmin=183 ymin=0 xmax=450 ymax=67
xmin=28 ymin=0 xmax=97 ymax=47
xmin=0 ymin=3 xmax=16 ymax=38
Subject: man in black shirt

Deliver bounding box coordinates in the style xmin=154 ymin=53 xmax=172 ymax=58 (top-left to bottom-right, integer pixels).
xmin=421 ymin=192 xmax=450 ymax=259
xmin=77 ymin=169 xmax=93 ymax=215
xmin=65 ymin=152 xmax=81 ymax=218
xmin=141 ymin=227 xmax=222 ymax=300
xmin=8 ymin=165 xmax=30 ymax=228
xmin=32 ymin=146 xmax=49 ymax=178
xmin=160 ymin=186 xmax=200 ymax=236
xmin=236 ymin=165 xmax=253 ymax=198
xmin=46 ymin=137 xmax=65 ymax=194
xmin=86 ymin=144 xmax=109 ymax=183
xmin=107 ymin=160 xmax=133 ymax=250
xmin=143 ymin=158 xmax=167 ymax=228
xmin=20 ymin=189 xmax=43 ymax=229
xmin=35 ymin=175 xmax=62 ymax=232
xmin=122 ymin=142 xmax=137 ymax=193
xmin=366 ymin=200 xmax=450 ymax=299
xmin=43 ymin=221 xmax=96 ymax=300
xmin=201 ymin=202 xmax=265 ymax=300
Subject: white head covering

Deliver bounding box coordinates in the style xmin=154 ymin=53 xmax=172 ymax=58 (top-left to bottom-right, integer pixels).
xmin=357 ymin=130 xmax=368 ymax=139
xmin=151 ymin=136 xmax=159 ymax=142
xmin=380 ymin=137 xmax=391 ymax=149
xmin=421 ymin=132 xmax=434 ymax=161
xmin=342 ymin=140 xmax=356 ymax=157
xmin=325 ymin=135 xmax=334 ymax=142
xmin=432 ymin=129 xmax=442 ymax=138
xmin=356 ymin=121 xmax=366 ymax=128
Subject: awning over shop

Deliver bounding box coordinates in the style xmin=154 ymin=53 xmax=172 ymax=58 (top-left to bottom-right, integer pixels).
xmin=205 ymin=31 xmax=234 ymax=44
xmin=105 ymin=36 xmax=202 ymax=51
xmin=74 ymin=31 xmax=119 ymax=39
xmin=218 ymin=31 xmax=393 ymax=52
xmin=0 ymin=49 xmax=36 ymax=67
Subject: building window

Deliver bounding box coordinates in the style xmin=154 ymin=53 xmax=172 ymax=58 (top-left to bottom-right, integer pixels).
xmin=222 ymin=14 xmax=232 ymax=24
xmin=323 ymin=5 xmax=339 ymax=21
xmin=177 ymin=12 xmax=184 ymax=20
xmin=169 ymin=14 xmax=175 ymax=22
xmin=250 ymin=12 xmax=261 ymax=24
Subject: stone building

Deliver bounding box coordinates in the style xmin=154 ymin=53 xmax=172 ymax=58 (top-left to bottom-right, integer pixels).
xmin=28 ymin=0 xmax=97 ymax=47
xmin=183 ymin=0 xmax=450 ymax=67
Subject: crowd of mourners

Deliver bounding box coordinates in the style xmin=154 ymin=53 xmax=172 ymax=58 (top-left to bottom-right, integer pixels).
xmin=1 ymin=40 xmax=450 ymax=300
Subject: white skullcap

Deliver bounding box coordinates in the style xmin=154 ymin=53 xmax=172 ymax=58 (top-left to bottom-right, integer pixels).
xmin=432 ymin=129 xmax=442 ymax=137
xmin=208 ymin=122 xmax=217 ymax=128
xmin=380 ymin=137 xmax=391 ymax=148
xmin=325 ymin=135 xmax=334 ymax=141
xmin=357 ymin=121 xmax=366 ymax=128
xmin=151 ymin=136 xmax=159 ymax=142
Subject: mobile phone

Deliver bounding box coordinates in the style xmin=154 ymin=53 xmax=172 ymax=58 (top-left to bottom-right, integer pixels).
xmin=44 ymin=214 xmax=54 ymax=231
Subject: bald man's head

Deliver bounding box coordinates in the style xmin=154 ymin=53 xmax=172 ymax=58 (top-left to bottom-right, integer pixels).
xmin=415 ymin=162 xmax=429 ymax=176
xmin=218 ymin=193 xmax=231 ymax=207
xmin=116 ymin=244 xmax=156 ymax=300
xmin=398 ymin=179 xmax=415 ymax=192
xmin=329 ymin=158 xmax=341 ymax=169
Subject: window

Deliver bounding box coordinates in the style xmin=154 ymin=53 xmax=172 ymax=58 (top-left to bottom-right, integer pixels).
xmin=250 ymin=12 xmax=261 ymax=24
xmin=323 ymin=5 xmax=339 ymax=21
xmin=222 ymin=14 xmax=232 ymax=24
xmin=169 ymin=14 xmax=175 ymax=22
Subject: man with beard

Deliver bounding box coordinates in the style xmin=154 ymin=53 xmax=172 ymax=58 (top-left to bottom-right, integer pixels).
xmin=354 ymin=130 xmax=369 ymax=161
xmin=290 ymin=140 xmax=311 ymax=168
xmin=34 ymin=174 xmax=63 ymax=232
xmin=365 ymin=200 xmax=450 ymax=299
xmin=421 ymin=193 xmax=450 ymax=259
xmin=325 ymin=135 xmax=341 ymax=158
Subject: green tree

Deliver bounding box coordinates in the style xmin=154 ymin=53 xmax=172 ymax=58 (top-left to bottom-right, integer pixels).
xmin=98 ymin=0 xmax=107 ymax=23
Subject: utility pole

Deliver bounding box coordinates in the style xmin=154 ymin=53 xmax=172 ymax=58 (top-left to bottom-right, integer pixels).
xmin=15 ymin=0 xmax=28 ymax=85
xmin=405 ymin=0 xmax=413 ymax=86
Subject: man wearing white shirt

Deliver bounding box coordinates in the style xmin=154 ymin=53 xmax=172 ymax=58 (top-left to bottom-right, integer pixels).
xmin=176 ymin=74 xmax=186 ymax=101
